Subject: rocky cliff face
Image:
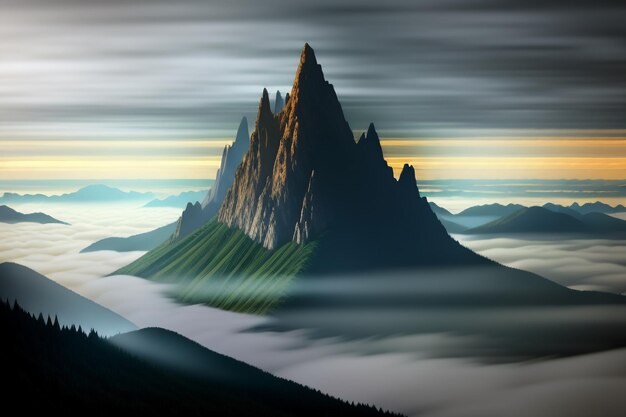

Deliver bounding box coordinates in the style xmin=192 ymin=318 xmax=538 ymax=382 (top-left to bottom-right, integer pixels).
xmin=218 ymin=43 xmax=473 ymax=268
xmin=172 ymin=117 xmax=250 ymax=240
xmin=219 ymin=43 xmax=355 ymax=249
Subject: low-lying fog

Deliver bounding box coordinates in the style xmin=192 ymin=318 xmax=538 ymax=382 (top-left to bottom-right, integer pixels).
xmin=1 ymin=202 xmax=625 ymax=417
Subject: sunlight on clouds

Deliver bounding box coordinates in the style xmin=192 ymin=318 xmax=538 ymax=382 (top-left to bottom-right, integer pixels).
xmin=0 ymin=156 xmax=221 ymax=179
xmin=386 ymin=157 xmax=626 ymax=180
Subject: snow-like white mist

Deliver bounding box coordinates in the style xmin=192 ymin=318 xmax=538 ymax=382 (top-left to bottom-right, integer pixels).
xmin=1 ymin=202 xmax=625 ymax=417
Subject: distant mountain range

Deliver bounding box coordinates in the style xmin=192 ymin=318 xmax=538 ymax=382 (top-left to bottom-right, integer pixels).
xmin=431 ymin=201 xmax=626 ymax=235
xmin=80 ymin=221 xmax=177 ymax=253
xmin=3 ymin=300 xmax=397 ymax=416
xmin=467 ymin=206 xmax=590 ymax=234
xmin=0 ymin=262 xmax=135 ymax=336
xmin=0 ymin=205 xmax=67 ymax=224
xmin=143 ymin=190 xmax=207 ymax=208
xmin=0 ymin=184 xmax=155 ymax=204
xmin=116 ymin=44 xmax=625 ymax=314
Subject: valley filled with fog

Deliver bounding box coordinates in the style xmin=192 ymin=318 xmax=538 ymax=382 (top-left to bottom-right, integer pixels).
xmin=1 ymin=201 xmax=625 ymax=417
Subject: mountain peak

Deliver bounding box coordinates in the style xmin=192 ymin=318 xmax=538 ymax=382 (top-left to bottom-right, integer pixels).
xmin=274 ymin=90 xmax=284 ymax=113
xmin=367 ymin=122 xmax=377 ymax=138
xmin=260 ymin=88 xmax=271 ymax=113
xmin=301 ymin=42 xmax=316 ymax=65
xmin=358 ymin=123 xmax=389 ymax=176
xmin=292 ymin=43 xmax=325 ymax=98
xmin=398 ymin=164 xmax=417 ymax=190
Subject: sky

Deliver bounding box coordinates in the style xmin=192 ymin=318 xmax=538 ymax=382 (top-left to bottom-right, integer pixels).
xmin=1 ymin=0 xmax=626 ymax=181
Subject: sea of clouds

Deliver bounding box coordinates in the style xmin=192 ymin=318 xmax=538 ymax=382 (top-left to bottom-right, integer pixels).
xmin=1 ymin=202 xmax=625 ymax=417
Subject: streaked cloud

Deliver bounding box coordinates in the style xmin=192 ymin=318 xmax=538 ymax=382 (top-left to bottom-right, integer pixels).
xmin=1 ymin=1 xmax=625 ymax=180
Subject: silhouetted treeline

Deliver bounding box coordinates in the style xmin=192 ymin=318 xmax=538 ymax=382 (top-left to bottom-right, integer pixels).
xmin=0 ymin=300 xmax=401 ymax=416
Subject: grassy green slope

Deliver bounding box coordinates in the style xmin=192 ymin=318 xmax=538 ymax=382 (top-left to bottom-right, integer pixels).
xmin=115 ymin=219 xmax=316 ymax=314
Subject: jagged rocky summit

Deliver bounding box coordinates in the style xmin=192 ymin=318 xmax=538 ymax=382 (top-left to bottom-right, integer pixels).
xmin=116 ymin=43 xmax=626 ymax=314
xmin=218 ymin=43 xmax=476 ymax=271
xmin=173 ymin=116 xmax=250 ymax=240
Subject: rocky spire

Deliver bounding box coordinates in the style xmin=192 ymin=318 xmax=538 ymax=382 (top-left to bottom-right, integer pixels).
xmin=398 ymin=163 xmax=419 ymax=196
xmin=357 ymin=123 xmax=394 ymax=180
xmin=274 ymin=90 xmax=284 ymax=113
xmin=219 ymin=43 xmax=355 ymax=249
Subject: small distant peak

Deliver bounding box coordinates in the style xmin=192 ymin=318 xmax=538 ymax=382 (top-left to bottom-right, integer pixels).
xmin=398 ymin=163 xmax=416 ymax=189
xmin=357 ymin=132 xmax=366 ymax=144
xmin=274 ymin=90 xmax=285 ymax=113
xmin=235 ymin=116 xmax=250 ymax=145
xmin=367 ymin=122 xmax=377 ymax=139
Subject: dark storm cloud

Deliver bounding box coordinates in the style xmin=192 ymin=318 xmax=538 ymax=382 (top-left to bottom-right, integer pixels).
xmin=0 ymin=0 xmax=624 ymax=139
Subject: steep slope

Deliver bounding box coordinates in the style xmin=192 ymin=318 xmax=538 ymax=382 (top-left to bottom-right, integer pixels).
xmin=429 ymin=201 xmax=453 ymax=217
xmin=218 ymin=43 xmax=473 ymax=269
xmin=0 ymin=262 xmax=135 ymax=336
xmin=172 ymin=117 xmax=250 ymax=240
xmin=0 ymin=205 xmax=67 ymax=224
xmin=2 ymin=301 xmax=397 ymax=416
xmin=116 ymin=219 xmax=316 ymax=313
xmin=467 ymin=206 xmax=589 ymax=234
xmin=80 ymin=221 xmax=177 ymax=252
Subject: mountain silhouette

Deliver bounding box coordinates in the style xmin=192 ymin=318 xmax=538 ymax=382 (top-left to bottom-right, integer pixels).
xmin=143 ymin=190 xmax=206 ymax=208
xmin=0 ymin=184 xmax=154 ymax=204
xmin=467 ymin=206 xmax=626 ymax=236
xmin=80 ymin=221 xmax=177 ymax=253
xmin=218 ymin=43 xmax=475 ymax=270
xmin=274 ymin=90 xmax=285 ymax=113
xmin=570 ymin=201 xmax=626 ymax=215
xmin=0 ymin=205 xmax=67 ymax=224
xmin=172 ymin=116 xmax=250 ymax=240
xmin=467 ymin=206 xmax=588 ymax=234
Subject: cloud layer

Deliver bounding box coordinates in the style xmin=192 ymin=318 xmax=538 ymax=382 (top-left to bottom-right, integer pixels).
xmin=1 ymin=201 xmax=625 ymax=416
xmin=459 ymin=235 xmax=626 ymax=294
xmin=1 ymin=0 xmax=625 ymax=141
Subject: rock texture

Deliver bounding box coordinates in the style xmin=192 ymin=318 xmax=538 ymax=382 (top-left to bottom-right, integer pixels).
xmin=218 ymin=43 xmax=474 ymax=270
xmin=219 ymin=43 xmax=355 ymax=249
xmin=172 ymin=116 xmax=250 ymax=240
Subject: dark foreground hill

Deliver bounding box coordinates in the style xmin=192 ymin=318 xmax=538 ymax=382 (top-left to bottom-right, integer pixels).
xmin=1 ymin=300 xmax=398 ymax=416
xmin=0 ymin=262 xmax=135 ymax=336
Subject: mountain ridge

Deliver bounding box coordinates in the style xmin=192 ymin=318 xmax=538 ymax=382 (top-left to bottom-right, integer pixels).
xmin=0 ymin=205 xmax=68 ymax=224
